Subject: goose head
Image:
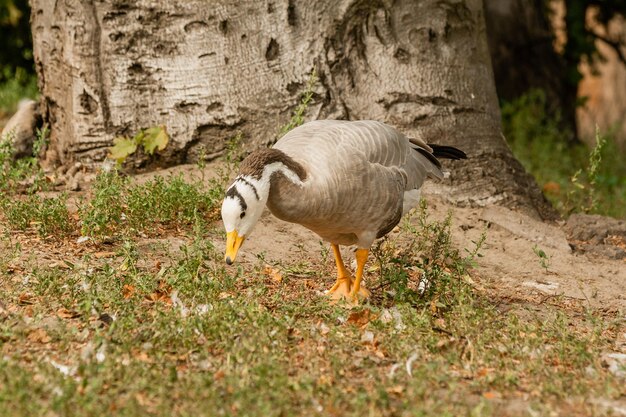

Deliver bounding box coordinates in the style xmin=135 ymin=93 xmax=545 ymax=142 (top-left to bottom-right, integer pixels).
xmin=221 ymin=149 xmax=307 ymax=265
xmin=221 ymin=175 xmax=269 ymax=265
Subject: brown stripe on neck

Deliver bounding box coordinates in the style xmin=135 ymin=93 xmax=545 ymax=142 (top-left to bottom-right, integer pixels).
xmin=239 ymin=148 xmax=307 ymax=181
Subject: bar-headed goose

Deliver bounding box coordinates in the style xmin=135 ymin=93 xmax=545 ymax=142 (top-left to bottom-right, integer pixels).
xmin=221 ymin=120 xmax=466 ymax=303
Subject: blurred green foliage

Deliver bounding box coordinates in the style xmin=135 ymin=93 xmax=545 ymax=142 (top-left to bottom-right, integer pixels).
xmin=0 ymin=0 xmax=36 ymax=116
xmin=502 ymin=89 xmax=626 ymax=219
xmin=0 ymin=0 xmax=33 ymax=81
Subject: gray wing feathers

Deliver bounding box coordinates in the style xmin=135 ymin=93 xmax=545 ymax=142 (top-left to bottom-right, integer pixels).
xmin=271 ymin=120 xmax=443 ymax=245
xmin=275 ymin=119 xmax=443 ymax=190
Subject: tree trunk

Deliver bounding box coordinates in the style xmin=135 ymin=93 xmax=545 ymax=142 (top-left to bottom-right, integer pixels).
xmin=30 ymin=0 xmax=554 ymax=218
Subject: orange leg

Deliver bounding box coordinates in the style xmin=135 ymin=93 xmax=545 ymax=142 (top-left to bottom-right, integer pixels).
xmin=326 ymin=244 xmax=352 ymax=300
xmin=349 ymin=248 xmax=371 ymax=302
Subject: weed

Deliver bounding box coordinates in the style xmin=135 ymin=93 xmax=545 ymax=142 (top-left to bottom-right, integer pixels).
xmin=532 ymin=244 xmax=550 ymax=271
xmin=0 ymin=193 xmax=71 ymax=237
xmin=212 ymin=132 xmax=244 ymax=192
xmin=0 ymin=123 xmax=49 ymax=194
xmin=125 ymin=174 xmax=221 ymax=229
xmin=502 ymin=89 xmax=626 ymax=218
xmin=568 ymin=126 xmax=607 ymax=214
xmin=0 ymin=195 xmax=35 ymax=230
xmin=109 ymin=125 xmax=169 ymax=165
xmin=78 ymin=169 xmax=126 ymax=238
xmin=372 ymin=201 xmax=484 ymax=307
xmin=195 ymin=145 xmax=207 ymax=178
xmin=78 ymin=168 xmax=224 ymax=239
xmin=31 ymin=194 xmax=72 ymax=236
xmin=278 ymin=68 xmax=317 ymax=137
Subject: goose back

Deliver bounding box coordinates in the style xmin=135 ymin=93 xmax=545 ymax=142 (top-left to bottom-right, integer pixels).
xmin=267 ymin=120 xmax=443 ymax=246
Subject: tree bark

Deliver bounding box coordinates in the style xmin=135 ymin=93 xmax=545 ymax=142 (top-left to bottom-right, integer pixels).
xmin=30 ymin=0 xmax=554 ymax=218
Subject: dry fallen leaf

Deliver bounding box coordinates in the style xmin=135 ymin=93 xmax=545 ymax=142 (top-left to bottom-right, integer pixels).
xmin=386 ymin=385 xmax=405 ymax=396
xmin=18 ymin=293 xmax=34 ymax=305
xmin=48 ymin=260 xmax=71 ymax=269
xmin=122 ymin=284 xmax=136 ymax=299
xmin=542 ymin=181 xmax=561 ymax=194
xmin=132 ymin=349 xmax=151 ymax=363
xmin=482 ymin=391 xmax=500 ymax=400
xmin=57 ymin=308 xmax=80 ymax=319
xmin=94 ymin=251 xmax=116 ymax=259
xmin=347 ymin=308 xmax=377 ymax=327
xmin=27 ymin=328 xmax=51 ymax=344
xmin=145 ymin=280 xmax=172 ymax=304
xmin=263 ymin=265 xmax=283 ymax=283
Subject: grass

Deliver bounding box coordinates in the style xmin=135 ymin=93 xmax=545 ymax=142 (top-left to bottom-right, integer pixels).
xmin=501 ymin=89 xmax=626 ymax=218
xmin=0 ymin=75 xmax=623 ymax=416
xmin=0 ymin=128 xmax=235 ymax=240
xmin=0 ymin=201 xmax=622 ymax=416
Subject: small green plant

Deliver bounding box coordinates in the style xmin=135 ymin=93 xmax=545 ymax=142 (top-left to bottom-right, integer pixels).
xmin=78 ymin=167 xmax=225 ymax=239
xmin=502 ymin=89 xmax=626 ymax=218
xmin=278 ymin=68 xmax=317 ymax=136
xmin=108 ymin=125 xmax=169 ymax=164
xmin=567 ymin=126 xmax=606 ymax=214
xmin=532 ymin=244 xmax=550 ymax=271
xmin=0 ymin=123 xmax=49 ymax=194
xmin=33 ymin=194 xmax=72 ymax=236
xmin=213 ymin=132 xmax=244 ymax=190
xmin=373 ymin=201 xmax=484 ymax=306
xmin=196 ymin=144 xmax=207 ymax=177
xmin=0 ymin=193 xmax=72 ymax=237
xmin=0 ymin=194 xmax=35 ymax=230
xmin=78 ymin=168 xmax=127 ymax=237
xmin=125 ymin=174 xmax=222 ymax=230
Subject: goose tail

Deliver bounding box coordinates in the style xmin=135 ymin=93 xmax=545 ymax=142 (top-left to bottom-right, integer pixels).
xmin=428 ymin=144 xmax=467 ymax=161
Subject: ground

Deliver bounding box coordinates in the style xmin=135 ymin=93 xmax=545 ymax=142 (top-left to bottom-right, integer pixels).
xmin=0 ymin=162 xmax=625 ymax=416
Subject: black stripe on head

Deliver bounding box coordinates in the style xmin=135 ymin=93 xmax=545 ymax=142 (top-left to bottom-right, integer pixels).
xmin=238 ymin=177 xmax=259 ymax=200
xmin=226 ymin=185 xmax=247 ymax=211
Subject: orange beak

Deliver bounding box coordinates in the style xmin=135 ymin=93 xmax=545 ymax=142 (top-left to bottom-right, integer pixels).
xmin=225 ymin=230 xmax=245 ymax=265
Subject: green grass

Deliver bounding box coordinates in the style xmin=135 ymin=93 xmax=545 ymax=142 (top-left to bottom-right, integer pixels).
xmin=0 ymin=193 xmax=72 ymax=237
xmin=0 ymin=203 xmax=621 ymax=416
xmin=1 ymin=126 xmax=229 ymax=241
xmin=502 ymin=89 xmax=626 ymax=218
xmin=76 ymin=164 xmax=229 ymax=240
xmin=0 ymin=75 xmax=622 ymax=416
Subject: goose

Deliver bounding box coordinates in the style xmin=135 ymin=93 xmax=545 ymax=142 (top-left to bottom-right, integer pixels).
xmin=221 ymin=120 xmax=466 ymax=303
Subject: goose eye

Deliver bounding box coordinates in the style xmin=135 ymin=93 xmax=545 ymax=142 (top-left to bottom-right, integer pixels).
xmin=240 ymin=212 xmax=246 ymax=219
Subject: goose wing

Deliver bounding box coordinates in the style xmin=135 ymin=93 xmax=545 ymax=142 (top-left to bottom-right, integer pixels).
xmin=271 ymin=120 xmax=445 ymax=246
xmin=275 ymin=120 xmax=443 ymax=190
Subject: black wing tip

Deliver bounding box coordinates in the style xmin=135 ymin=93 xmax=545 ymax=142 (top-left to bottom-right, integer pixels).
xmin=416 ymin=147 xmax=442 ymax=169
xmin=428 ymin=144 xmax=467 ymax=160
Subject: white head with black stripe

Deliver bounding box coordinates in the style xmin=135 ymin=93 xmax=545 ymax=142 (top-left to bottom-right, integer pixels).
xmin=221 ymin=148 xmax=307 ymax=265
xmin=221 ymin=174 xmax=269 ymax=265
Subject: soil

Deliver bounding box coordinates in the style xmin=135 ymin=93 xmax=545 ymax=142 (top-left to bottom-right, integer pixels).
xmin=3 ymin=161 xmax=625 ymax=415
xmin=204 ymin=177 xmax=625 ymax=315
xmin=12 ymin=160 xmax=626 ymax=315
xmin=124 ymin=163 xmax=626 ymax=315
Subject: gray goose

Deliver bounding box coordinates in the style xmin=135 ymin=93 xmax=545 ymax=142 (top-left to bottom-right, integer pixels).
xmin=221 ymin=120 xmax=466 ymax=303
